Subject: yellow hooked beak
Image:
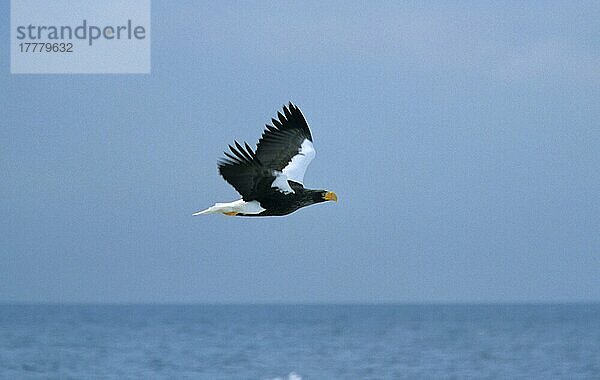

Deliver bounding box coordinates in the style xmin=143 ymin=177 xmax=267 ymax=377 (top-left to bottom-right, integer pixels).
xmin=323 ymin=191 xmax=338 ymax=202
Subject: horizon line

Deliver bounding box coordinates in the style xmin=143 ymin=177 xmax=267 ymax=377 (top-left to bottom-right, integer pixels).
xmin=2 ymin=301 xmax=599 ymax=306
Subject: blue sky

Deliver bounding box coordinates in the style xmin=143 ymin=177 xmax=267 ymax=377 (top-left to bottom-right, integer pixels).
xmin=1 ymin=1 xmax=599 ymax=303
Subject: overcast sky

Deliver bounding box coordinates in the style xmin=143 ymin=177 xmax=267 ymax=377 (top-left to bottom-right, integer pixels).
xmin=2 ymin=1 xmax=599 ymax=303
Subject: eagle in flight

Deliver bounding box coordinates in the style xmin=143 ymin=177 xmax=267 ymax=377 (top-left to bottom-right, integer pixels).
xmin=194 ymin=102 xmax=337 ymax=217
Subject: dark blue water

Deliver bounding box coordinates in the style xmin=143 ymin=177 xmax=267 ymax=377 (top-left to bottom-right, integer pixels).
xmin=1 ymin=304 xmax=599 ymax=379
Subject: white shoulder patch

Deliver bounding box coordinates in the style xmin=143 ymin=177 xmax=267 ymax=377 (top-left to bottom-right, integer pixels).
xmin=271 ymin=172 xmax=294 ymax=193
xmin=270 ymin=139 xmax=316 ymax=194
xmin=282 ymin=139 xmax=316 ymax=184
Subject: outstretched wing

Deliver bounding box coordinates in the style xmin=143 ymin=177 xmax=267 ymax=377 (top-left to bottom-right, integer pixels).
xmin=255 ymin=102 xmax=316 ymax=186
xmin=217 ymin=102 xmax=316 ymax=199
xmin=218 ymin=141 xmax=274 ymax=200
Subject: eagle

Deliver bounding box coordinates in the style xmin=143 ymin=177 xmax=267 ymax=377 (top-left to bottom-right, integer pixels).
xmin=194 ymin=102 xmax=337 ymax=217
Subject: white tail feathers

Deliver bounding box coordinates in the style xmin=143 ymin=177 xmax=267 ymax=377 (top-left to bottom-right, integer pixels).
xmin=192 ymin=199 xmax=266 ymax=216
xmin=192 ymin=207 xmax=216 ymax=216
xmin=192 ymin=202 xmax=232 ymax=215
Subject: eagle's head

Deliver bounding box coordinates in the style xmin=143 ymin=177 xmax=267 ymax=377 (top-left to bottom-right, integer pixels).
xmin=315 ymin=190 xmax=338 ymax=203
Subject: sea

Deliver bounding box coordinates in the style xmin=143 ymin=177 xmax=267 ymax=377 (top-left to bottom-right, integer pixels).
xmin=1 ymin=304 xmax=599 ymax=379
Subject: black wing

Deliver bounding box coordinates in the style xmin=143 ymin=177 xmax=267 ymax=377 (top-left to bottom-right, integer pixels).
xmin=218 ymin=141 xmax=274 ymax=200
xmin=255 ymin=102 xmax=313 ymax=172
xmin=217 ymin=102 xmax=314 ymax=199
